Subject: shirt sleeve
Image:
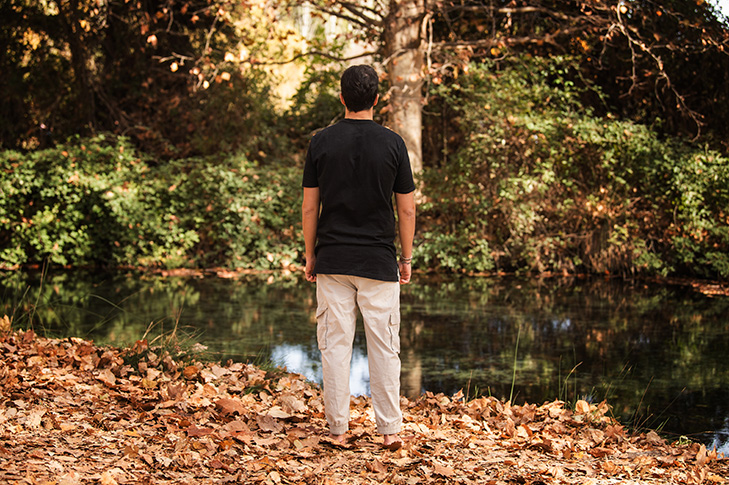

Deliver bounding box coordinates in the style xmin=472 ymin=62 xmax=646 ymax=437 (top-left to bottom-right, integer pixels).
xmin=302 ymin=141 xmax=319 ymax=188
xmin=393 ymin=138 xmax=416 ymax=194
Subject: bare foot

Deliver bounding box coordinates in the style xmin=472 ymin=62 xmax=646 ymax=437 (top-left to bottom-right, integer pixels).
xmin=328 ymin=433 xmax=348 ymax=445
xmin=382 ymin=434 xmax=402 ymax=450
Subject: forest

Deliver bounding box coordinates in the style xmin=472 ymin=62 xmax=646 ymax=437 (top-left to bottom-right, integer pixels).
xmin=2 ymin=0 xmax=729 ymax=280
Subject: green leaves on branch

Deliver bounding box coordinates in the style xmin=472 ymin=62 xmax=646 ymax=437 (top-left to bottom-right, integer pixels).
xmin=0 ymin=135 xmax=301 ymax=271
xmin=420 ymin=56 xmax=729 ymax=278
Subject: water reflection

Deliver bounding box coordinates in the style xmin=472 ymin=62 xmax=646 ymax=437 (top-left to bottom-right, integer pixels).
xmin=270 ymin=343 xmax=371 ymax=398
xmin=2 ymin=269 xmax=729 ymax=452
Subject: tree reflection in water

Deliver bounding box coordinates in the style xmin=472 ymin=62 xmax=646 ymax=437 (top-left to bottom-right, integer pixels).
xmin=2 ymin=269 xmax=729 ymax=452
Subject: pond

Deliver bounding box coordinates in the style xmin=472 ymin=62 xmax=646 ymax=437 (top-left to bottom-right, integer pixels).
xmin=2 ymin=269 xmax=728 ymax=454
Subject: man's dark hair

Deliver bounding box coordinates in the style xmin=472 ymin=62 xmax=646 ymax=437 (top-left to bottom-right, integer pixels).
xmin=341 ymin=65 xmax=379 ymax=112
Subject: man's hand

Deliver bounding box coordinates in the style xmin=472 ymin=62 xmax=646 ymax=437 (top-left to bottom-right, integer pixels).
xmin=398 ymin=261 xmax=411 ymax=284
xmin=305 ymin=256 xmax=317 ymax=282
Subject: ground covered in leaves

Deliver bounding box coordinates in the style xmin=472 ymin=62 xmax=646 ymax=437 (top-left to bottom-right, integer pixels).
xmin=1 ymin=327 xmax=727 ymax=484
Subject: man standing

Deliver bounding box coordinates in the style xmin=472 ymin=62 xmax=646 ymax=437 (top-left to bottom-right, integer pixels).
xmin=301 ymin=65 xmax=416 ymax=447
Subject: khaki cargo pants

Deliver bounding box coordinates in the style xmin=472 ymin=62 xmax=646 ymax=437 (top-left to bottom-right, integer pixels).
xmin=316 ymin=274 xmax=402 ymax=436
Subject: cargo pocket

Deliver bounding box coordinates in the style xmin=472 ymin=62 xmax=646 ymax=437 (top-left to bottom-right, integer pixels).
xmin=388 ymin=311 xmax=401 ymax=353
xmin=316 ymin=305 xmax=329 ymax=350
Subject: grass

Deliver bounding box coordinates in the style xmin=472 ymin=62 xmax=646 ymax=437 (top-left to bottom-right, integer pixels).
xmin=509 ymin=325 xmax=521 ymax=404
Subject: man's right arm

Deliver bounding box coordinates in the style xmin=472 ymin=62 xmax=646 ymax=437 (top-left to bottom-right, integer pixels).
xmin=302 ymin=187 xmax=320 ymax=282
xmin=395 ymin=191 xmax=416 ymax=284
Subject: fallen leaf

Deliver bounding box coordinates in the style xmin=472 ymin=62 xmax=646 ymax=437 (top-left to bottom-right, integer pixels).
xmin=99 ymin=471 xmax=118 ymax=485
xmin=183 ymin=365 xmax=200 ymax=380
xmin=696 ymin=444 xmax=708 ymax=465
xmin=1 ymin=330 xmax=722 ymax=485
xmin=26 ymin=409 xmax=46 ymax=428
xmin=186 ymin=425 xmax=214 ymax=437
xmin=575 ymin=400 xmax=590 ymax=415
xmin=97 ymin=368 xmax=116 ymax=386
xmin=268 ymin=406 xmax=293 ymax=419
xmin=216 ymin=397 xmax=246 ymax=416
xmin=433 ymin=462 xmax=455 ymax=477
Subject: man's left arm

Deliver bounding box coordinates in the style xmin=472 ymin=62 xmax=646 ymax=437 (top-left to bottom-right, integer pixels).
xmin=395 ymin=191 xmax=416 ymax=284
xmin=302 ymin=187 xmax=320 ymax=282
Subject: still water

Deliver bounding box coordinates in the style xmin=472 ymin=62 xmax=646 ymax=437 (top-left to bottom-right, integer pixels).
xmin=2 ymin=269 xmax=728 ymax=453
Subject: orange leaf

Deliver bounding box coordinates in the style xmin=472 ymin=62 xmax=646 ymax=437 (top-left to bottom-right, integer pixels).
xmin=216 ymin=397 xmax=246 ymax=416
xmin=433 ymin=463 xmax=455 ymax=477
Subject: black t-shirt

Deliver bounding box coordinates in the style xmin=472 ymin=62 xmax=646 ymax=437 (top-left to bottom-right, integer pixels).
xmin=302 ymin=119 xmax=415 ymax=282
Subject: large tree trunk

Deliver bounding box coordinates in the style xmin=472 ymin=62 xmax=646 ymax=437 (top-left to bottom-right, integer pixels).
xmin=384 ymin=0 xmax=426 ymax=175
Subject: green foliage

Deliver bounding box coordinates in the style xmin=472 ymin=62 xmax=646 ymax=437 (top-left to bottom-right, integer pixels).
xmin=4 ymin=53 xmax=729 ymax=281
xmin=148 ymin=156 xmax=302 ymax=270
xmin=286 ymin=65 xmax=343 ymax=144
xmin=421 ymin=56 xmax=729 ymax=278
xmin=0 ymin=134 xmax=302 ymax=270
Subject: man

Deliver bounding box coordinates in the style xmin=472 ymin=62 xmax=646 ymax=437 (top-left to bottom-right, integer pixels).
xmin=301 ymin=64 xmax=416 ymax=447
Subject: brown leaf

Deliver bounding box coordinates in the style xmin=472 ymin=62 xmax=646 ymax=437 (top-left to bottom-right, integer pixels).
xmin=382 ymin=440 xmax=402 ymax=451
xmin=279 ymin=394 xmax=307 ymax=414
xmin=26 ymin=409 xmax=46 ymax=428
xmin=186 ymin=425 xmax=214 ymax=437
xmin=366 ymin=459 xmax=387 ymax=474
xmin=589 ymin=447 xmax=614 ymax=458
xmin=99 ymin=471 xmax=118 ymax=485
xmin=216 ymin=397 xmax=246 ymax=416
xmin=696 ymin=444 xmax=708 ymax=465
xmin=257 ymin=414 xmax=284 ymax=433
xmin=183 ymin=365 xmax=200 ymax=380
xmin=601 ymin=460 xmax=621 ymax=475
xmin=575 ymin=400 xmax=591 ymax=415
xmin=0 ymin=314 xmax=11 ymax=333
xmin=433 ymin=462 xmax=455 ymax=477
xmin=97 ymin=368 xmax=116 ymax=386
xmin=1 ymin=330 xmax=715 ymax=485
xmin=166 ymin=382 xmax=185 ymax=400
xmin=268 ymin=406 xmax=293 ymax=419
xmin=516 ymin=424 xmax=532 ymax=439
xmin=502 ymin=417 xmax=516 ymax=437
xmin=605 ymin=423 xmax=625 ymax=441
xmin=645 ymin=430 xmax=664 ymax=446
xmin=224 ymin=420 xmax=250 ymax=434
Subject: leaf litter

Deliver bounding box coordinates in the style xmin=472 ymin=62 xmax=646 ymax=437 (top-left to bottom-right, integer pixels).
xmin=1 ymin=329 xmax=727 ymax=484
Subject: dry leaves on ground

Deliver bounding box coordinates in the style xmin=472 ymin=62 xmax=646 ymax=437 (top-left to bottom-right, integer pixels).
xmin=0 ymin=328 xmax=726 ymax=484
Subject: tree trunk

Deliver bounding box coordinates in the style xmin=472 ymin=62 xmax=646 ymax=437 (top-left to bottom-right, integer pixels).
xmin=59 ymin=0 xmax=97 ymax=131
xmin=384 ymin=0 xmax=426 ymax=175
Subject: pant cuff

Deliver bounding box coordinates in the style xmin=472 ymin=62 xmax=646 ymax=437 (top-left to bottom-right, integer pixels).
xmin=377 ymin=423 xmax=401 ymax=435
xmin=329 ymin=424 xmax=349 ymax=435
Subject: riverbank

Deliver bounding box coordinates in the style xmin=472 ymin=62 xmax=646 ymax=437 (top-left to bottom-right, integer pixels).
xmin=0 ymin=327 xmax=726 ymax=484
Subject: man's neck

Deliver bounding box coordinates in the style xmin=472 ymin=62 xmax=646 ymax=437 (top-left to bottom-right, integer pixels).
xmin=344 ymin=108 xmax=374 ymax=120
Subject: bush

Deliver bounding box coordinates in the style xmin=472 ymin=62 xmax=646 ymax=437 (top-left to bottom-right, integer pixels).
xmin=0 ymin=135 xmax=302 ymax=270
xmin=148 ymin=156 xmax=302 ymax=270
xmin=420 ymin=56 xmax=729 ymax=278
xmin=1 ymin=135 xmax=157 ymax=267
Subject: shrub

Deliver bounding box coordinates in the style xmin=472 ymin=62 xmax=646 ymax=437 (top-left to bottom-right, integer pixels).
xmin=420 ymin=56 xmax=729 ymax=278
xmin=0 ymin=135 xmax=302 ymax=271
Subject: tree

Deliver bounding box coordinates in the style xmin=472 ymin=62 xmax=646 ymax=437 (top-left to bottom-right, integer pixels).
xmin=307 ymin=0 xmax=729 ymax=173
xmin=0 ymin=0 xmax=305 ymax=158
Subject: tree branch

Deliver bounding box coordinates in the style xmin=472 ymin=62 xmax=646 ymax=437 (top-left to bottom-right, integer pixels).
xmin=339 ymin=1 xmax=384 ymax=24
xmin=432 ymin=25 xmax=591 ymax=51
xmin=614 ymin=8 xmax=705 ymax=137
xmin=253 ymin=49 xmax=379 ymax=65
xmin=312 ymin=2 xmax=383 ymax=29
